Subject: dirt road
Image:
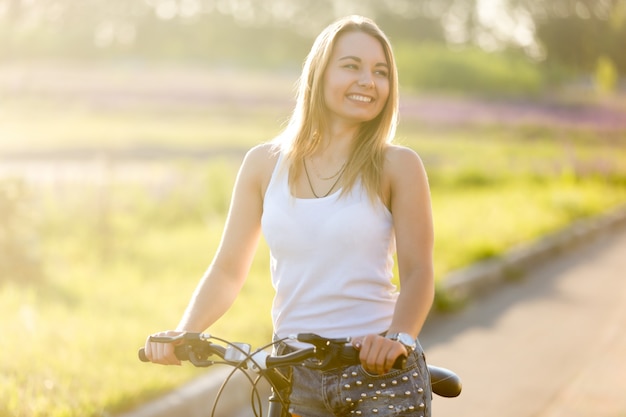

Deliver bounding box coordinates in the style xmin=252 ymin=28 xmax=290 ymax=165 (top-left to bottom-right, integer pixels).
xmin=421 ymin=228 xmax=626 ymax=417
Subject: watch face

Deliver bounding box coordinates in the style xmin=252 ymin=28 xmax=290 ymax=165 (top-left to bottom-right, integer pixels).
xmin=397 ymin=333 xmax=417 ymax=350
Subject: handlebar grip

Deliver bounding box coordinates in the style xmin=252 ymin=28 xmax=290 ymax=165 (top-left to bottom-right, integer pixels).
xmin=138 ymin=348 xmax=149 ymax=362
xmin=137 ymin=345 xmax=189 ymax=362
xmin=393 ymin=354 xmax=407 ymax=370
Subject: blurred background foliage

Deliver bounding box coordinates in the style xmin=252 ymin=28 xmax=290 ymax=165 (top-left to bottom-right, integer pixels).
xmin=0 ymin=0 xmax=625 ymax=92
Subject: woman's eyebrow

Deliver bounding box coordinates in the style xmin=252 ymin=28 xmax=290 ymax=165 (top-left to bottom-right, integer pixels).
xmin=338 ymin=56 xmax=389 ymax=68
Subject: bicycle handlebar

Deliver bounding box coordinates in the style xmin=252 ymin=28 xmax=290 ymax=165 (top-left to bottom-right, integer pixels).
xmin=138 ymin=332 xmax=462 ymax=398
xmin=138 ymin=332 xmax=406 ymax=369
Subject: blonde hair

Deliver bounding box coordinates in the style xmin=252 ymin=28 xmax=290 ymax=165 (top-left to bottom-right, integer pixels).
xmin=274 ymin=15 xmax=399 ymax=201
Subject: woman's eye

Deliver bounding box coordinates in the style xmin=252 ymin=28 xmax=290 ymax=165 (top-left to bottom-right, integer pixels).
xmin=375 ymin=70 xmax=389 ymax=77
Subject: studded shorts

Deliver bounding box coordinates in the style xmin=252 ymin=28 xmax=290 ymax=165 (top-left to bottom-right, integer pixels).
xmin=284 ymin=343 xmax=432 ymax=417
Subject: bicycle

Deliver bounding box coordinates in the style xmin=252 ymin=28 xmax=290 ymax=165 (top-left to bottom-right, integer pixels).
xmin=139 ymin=332 xmax=461 ymax=417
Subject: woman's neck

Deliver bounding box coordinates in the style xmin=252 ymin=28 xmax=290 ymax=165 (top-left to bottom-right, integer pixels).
xmin=316 ymin=123 xmax=358 ymax=160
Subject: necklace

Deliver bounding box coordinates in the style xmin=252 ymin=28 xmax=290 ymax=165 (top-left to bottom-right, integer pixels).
xmin=303 ymin=158 xmax=346 ymax=198
xmin=309 ymin=157 xmax=346 ymax=180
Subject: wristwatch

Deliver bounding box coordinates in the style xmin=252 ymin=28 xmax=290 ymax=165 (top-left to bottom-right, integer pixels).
xmin=386 ymin=332 xmax=417 ymax=354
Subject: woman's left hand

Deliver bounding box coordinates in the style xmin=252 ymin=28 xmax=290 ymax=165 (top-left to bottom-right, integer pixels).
xmin=352 ymin=333 xmax=407 ymax=375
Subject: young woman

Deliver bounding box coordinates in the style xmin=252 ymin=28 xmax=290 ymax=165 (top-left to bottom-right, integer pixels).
xmin=145 ymin=15 xmax=435 ymax=417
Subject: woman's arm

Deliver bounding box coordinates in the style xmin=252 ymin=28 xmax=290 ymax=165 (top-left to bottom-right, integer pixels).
xmin=356 ymin=145 xmax=435 ymax=374
xmin=386 ymin=145 xmax=435 ymax=338
xmin=145 ymin=143 xmax=278 ymax=365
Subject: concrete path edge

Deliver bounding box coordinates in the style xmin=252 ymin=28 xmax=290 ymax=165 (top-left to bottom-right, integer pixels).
xmin=441 ymin=204 xmax=626 ymax=303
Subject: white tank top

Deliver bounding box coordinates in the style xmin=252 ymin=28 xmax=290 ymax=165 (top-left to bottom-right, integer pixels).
xmin=261 ymin=153 xmax=398 ymax=342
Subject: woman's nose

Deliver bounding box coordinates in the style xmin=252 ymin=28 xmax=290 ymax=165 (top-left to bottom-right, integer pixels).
xmin=358 ymin=72 xmax=374 ymax=88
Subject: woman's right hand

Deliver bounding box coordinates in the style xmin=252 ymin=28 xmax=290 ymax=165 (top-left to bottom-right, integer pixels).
xmin=143 ymin=330 xmax=185 ymax=365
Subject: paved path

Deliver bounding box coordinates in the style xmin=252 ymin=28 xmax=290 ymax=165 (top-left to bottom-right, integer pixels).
xmin=421 ymin=228 xmax=626 ymax=417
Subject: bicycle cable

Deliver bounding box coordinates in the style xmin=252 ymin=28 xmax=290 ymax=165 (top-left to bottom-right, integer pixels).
xmin=207 ymin=335 xmax=293 ymax=417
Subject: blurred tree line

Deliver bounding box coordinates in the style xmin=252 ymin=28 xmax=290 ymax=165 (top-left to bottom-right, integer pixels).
xmin=0 ymin=0 xmax=624 ymax=77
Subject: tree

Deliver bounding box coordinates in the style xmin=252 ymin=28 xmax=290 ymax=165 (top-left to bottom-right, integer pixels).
xmin=510 ymin=0 xmax=626 ymax=73
xmin=0 ymin=0 xmax=624 ymax=75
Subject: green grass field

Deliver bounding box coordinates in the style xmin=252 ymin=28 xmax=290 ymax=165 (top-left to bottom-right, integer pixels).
xmin=1 ymin=66 xmax=625 ymax=417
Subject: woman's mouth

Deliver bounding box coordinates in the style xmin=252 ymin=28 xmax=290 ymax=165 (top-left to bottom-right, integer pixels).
xmin=347 ymin=94 xmax=374 ymax=103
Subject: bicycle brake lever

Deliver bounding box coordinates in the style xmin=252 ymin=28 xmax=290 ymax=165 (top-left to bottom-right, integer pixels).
xmin=149 ymin=334 xmax=185 ymax=343
xmin=297 ymin=333 xmax=350 ymax=347
xmin=149 ymin=332 xmax=211 ymax=344
xmin=187 ymin=349 xmax=216 ymax=367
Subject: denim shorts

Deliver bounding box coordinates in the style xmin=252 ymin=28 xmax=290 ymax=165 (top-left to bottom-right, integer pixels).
xmin=274 ymin=340 xmax=432 ymax=417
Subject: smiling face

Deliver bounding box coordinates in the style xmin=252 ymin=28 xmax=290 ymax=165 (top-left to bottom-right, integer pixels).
xmin=322 ymin=30 xmax=390 ymax=129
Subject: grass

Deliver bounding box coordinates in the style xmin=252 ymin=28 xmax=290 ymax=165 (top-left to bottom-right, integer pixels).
xmin=432 ymin=179 xmax=625 ymax=275
xmin=1 ymin=65 xmax=625 ymax=416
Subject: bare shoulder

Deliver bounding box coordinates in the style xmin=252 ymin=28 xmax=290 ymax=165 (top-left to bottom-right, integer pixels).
xmin=241 ymin=143 xmax=280 ymax=175
xmin=239 ymin=142 xmax=281 ymax=196
xmin=380 ymin=145 xmax=428 ymax=209
xmin=383 ymin=145 xmax=426 ymax=179
xmin=244 ymin=142 xmax=280 ymax=164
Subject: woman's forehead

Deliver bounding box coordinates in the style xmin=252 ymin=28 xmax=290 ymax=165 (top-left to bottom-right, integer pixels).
xmin=331 ymin=31 xmax=387 ymax=63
